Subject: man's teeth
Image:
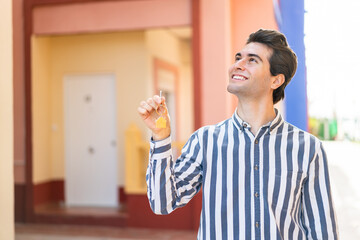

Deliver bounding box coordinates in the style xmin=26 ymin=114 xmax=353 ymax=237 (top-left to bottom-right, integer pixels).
xmin=233 ymin=75 xmax=246 ymax=80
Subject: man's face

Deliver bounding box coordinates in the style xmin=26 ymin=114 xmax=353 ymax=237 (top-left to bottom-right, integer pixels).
xmin=227 ymin=42 xmax=275 ymax=100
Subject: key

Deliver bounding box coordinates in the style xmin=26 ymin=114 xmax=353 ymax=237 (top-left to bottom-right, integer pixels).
xmin=156 ymin=116 xmax=167 ymax=128
xmin=155 ymin=91 xmax=167 ymax=129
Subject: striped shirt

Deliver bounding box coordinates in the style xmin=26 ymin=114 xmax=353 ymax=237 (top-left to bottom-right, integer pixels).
xmin=146 ymin=109 xmax=338 ymax=239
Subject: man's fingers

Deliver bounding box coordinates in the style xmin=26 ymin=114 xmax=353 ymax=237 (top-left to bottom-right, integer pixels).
xmin=154 ymin=95 xmax=162 ymax=105
xmin=137 ymin=106 xmax=147 ymax=115
xmin=140 ymin=101 xmax=153 ymax=112
xmin=146 ymin=97 xmax=158 ymax=110
xmin=138 ymin=95 xmax=167 ymax=118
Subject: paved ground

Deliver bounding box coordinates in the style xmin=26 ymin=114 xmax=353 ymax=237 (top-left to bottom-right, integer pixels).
xmin=15 ymin=224 xmax=197 ymax=240
xmin=15 ymin=141 xmax=360 ymax=240
xmin=322 ymin=141 xmax=360 ymax=240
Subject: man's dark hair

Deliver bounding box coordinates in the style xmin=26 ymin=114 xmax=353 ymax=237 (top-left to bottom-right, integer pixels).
xmin=247 ymin=29 xmax=297 ymax=104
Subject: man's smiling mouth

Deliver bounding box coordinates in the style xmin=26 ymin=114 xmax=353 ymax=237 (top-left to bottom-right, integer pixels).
xmin=232 ymin=74 xmax=248 ymax=81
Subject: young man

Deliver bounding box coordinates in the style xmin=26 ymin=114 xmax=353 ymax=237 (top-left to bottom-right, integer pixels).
xmin=138 ymin=29 xmax=338 ymax=239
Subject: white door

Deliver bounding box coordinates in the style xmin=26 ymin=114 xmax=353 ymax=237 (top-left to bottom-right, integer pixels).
xmin=64 ymin=74 xmax=118 ymax=207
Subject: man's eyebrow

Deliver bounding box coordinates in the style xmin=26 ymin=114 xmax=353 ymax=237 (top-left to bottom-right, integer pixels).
xmin=235 ymin=52 xmax=263 ymax=62
xmin=248 ymin=53 xmax=263 ymax=62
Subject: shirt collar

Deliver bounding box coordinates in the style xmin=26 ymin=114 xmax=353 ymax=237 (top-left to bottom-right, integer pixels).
xmin=231 ymin=108 xmax=284 ymax=134
xmin=268 ymin=108 xmax=284 ymax=133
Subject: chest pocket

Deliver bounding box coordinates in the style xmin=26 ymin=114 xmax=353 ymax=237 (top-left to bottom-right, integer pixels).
xmin=269 ymin=170 xmax=305 ymax=211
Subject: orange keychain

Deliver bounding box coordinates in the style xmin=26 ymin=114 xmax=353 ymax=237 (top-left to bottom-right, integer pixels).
xmin=155 ymin=91 xmax=167 ymax=129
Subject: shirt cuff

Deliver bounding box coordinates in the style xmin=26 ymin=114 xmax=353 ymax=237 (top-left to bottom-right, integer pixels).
xmin=149 ymin=136 xmax=172 ymax=160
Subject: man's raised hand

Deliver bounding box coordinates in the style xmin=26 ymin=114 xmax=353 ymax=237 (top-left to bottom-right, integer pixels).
xmin=137 ymin=94 xmax=171 ymax=140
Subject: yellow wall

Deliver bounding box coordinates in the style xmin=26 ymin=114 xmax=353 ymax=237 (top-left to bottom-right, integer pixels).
xmin=32 ymin=37 xmax=52 ymax=183
xmin=32 ymin=29 xmax=193 ymax=186
xmin=0 ymin=0 xmax=14 ymax=238
xmin=52 ymin=31 xmax=149 ymax=186
xmin=178 ymin=39 xmax=194 ymax=139
xmin=145 ymin=29 xmax=194 ymax=140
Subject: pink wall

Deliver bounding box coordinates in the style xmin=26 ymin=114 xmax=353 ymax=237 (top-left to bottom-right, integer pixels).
xmin=33 ymin=0 xmax=191 ymax=35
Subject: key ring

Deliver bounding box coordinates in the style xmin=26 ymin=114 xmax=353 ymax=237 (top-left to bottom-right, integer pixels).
xmin=155 ymin=90 xmax=167 ymax=116
xmin=155 ymin=90 xmax=167 ymax=129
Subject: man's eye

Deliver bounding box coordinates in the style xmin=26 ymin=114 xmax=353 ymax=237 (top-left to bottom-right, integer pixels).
xmin=235 ymin=56 xmax=241 ymax=61
xmin=249 ymin=58 xmax=257 ymax=63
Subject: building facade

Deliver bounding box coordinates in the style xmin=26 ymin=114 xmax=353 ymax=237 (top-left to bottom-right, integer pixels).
xmin=11 ymin=0 xmax=288 ymax=230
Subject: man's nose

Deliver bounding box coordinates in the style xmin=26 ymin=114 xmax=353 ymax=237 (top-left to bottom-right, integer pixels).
xmin=235 ymin=59 xmax=245 ymax=70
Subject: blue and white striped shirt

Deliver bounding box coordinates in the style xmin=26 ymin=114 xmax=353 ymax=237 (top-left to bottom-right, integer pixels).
xmin=147 ymin=109 xmax=338 ymax=239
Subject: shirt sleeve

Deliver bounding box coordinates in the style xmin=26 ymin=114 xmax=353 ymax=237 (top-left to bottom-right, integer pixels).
xmin=301 ymin=141 xmax=339 ymax=239
xmin=146 ymin=131 xmax=203 ymax=215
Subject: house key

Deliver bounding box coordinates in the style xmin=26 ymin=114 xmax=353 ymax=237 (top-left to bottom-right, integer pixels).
xmin=155 ymin=91 xmax=167 ymax=129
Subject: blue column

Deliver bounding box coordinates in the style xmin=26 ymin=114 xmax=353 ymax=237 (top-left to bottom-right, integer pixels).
xmin=278 ymin=0 xmax=308 ymax=131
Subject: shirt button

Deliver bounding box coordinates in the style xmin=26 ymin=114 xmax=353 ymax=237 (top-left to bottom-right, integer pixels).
xmin=255 ymin=222 xmax=259 ymax=228
xmin=254 ymin=165 xmax=259 ymax=170
xmin=255 ymin=139 xmax=259 ymax=144
xmin=255 ymin=192 xmax=259 ymax=198
xmin=243 ymin=123 xmax=248 ymax=128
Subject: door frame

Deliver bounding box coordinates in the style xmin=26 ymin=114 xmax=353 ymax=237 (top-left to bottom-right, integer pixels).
xmin=22 ymin=0 xmax=202 ymax=226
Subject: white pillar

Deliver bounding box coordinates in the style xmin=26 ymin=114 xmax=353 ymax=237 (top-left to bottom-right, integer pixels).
xmin=0 ymin=0 xmax=15 ymax=238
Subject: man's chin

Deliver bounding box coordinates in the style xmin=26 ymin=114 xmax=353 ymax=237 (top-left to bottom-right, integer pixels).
xmin=227 ymin=84 xmax=241 ymax=95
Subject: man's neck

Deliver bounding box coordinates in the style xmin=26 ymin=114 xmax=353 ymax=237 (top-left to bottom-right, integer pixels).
xmin=236 ymin=98 xmax=276 ymax=136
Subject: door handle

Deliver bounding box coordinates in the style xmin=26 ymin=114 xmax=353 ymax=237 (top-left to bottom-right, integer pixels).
xmin=88 ymin=146 xmax=95 ymax=154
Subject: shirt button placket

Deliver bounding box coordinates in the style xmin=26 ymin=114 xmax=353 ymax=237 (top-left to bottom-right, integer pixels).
xmin=254 ymin=137 xmax=261 ymax=238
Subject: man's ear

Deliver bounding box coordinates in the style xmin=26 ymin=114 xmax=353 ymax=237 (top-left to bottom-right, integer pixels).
xmin=271 ymin=74 xmax=285 ymax=90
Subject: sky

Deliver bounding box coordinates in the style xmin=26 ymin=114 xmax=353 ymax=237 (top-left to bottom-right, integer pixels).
xmin=305 ymin=0 xmax=360 ymax=120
